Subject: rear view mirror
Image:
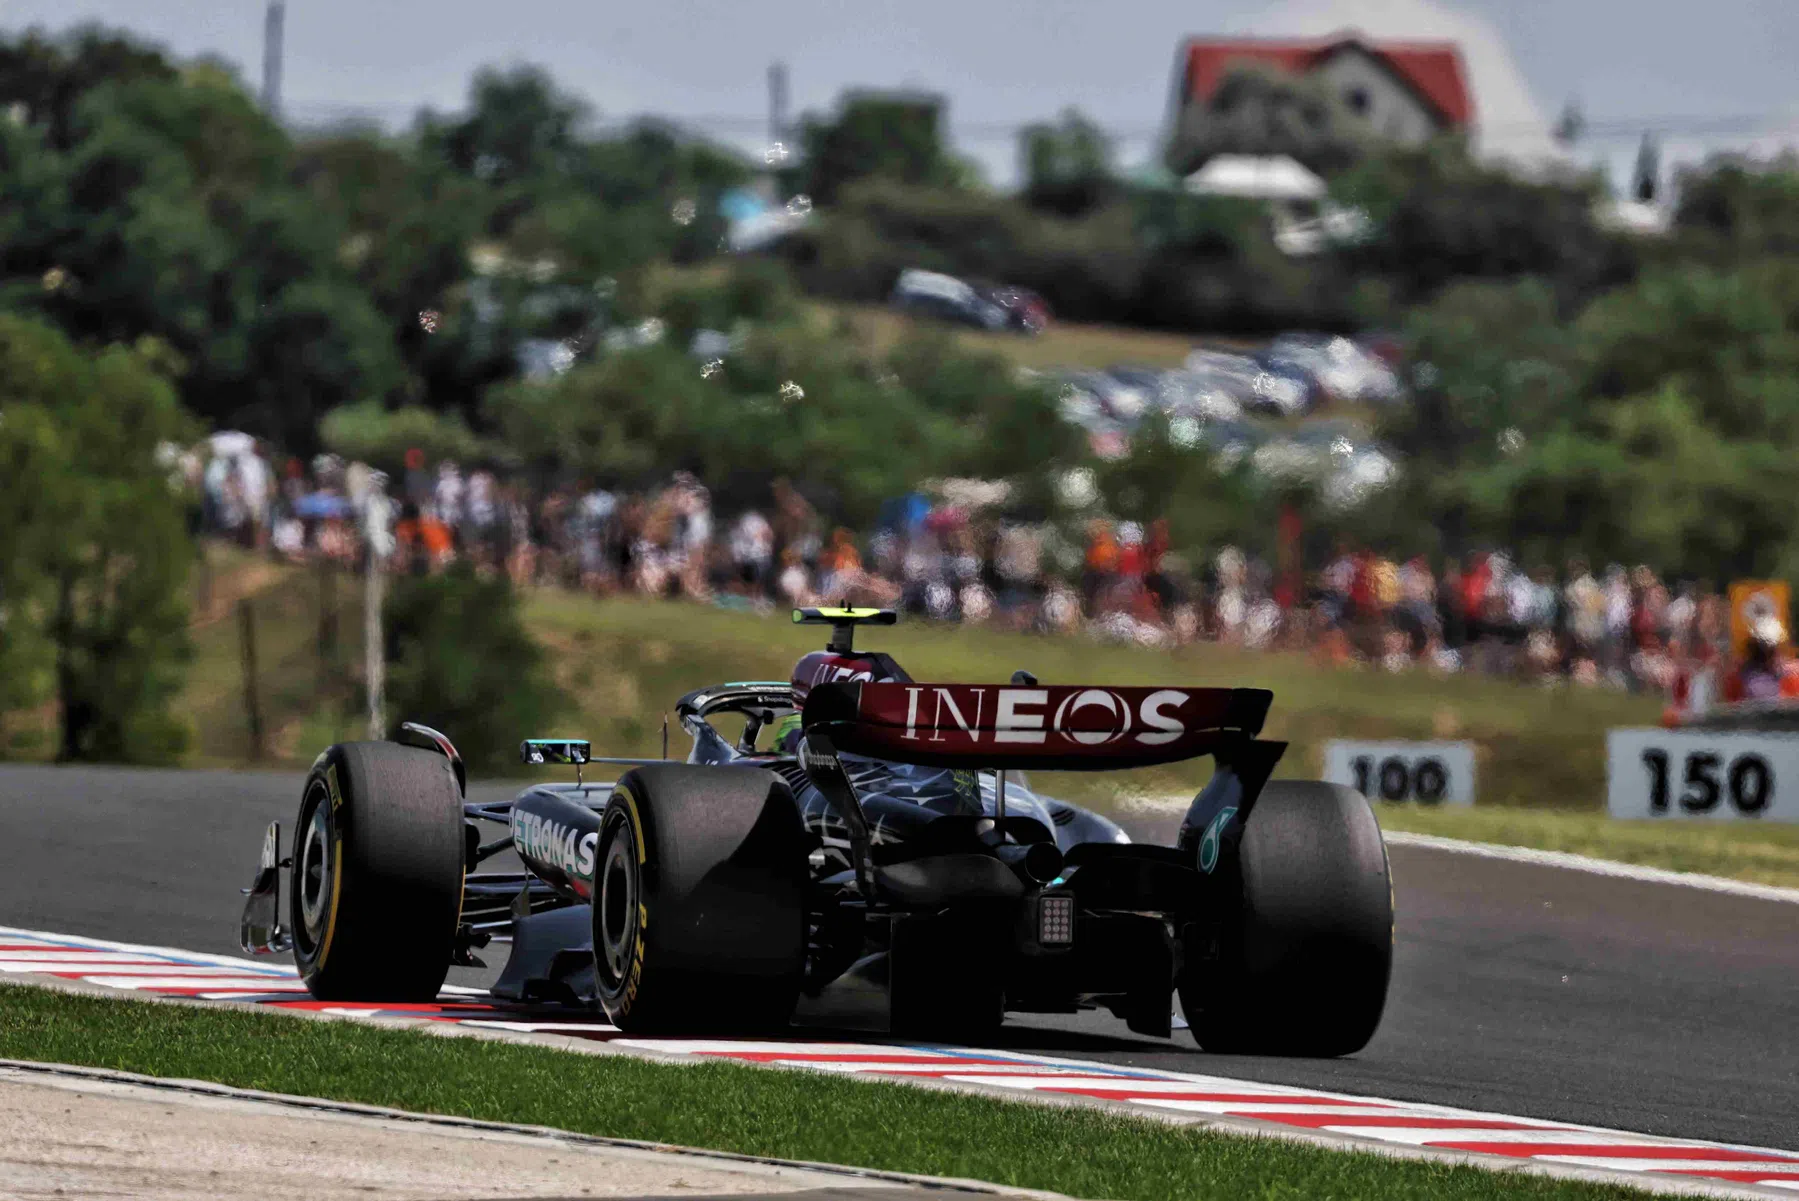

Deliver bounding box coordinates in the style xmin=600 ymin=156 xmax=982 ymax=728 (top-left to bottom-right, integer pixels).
xmin=520 ymin=739 xmax=592 ymax=766
xmin=239 ymin=821 xmax=292 ymax=955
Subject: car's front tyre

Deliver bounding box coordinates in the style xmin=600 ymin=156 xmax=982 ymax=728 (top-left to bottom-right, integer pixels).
xmin=291 ymin=742 xmax=465 ymax=1001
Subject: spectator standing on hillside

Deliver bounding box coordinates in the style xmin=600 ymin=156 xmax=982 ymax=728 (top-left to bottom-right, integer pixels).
xmin=816 ymin=528 xmax=862 ymax=601
xmin=1115 ymin=523 xmax=1146 ymax=616
xmin=1460 ymin=553 xmax=1493 ymax=651
xmin=776 ymin=547 xmax=812 ymax=607
xmin=1720 ymin=614 xmax=1799 ymax=701
xmin=1603 ymin=566 xmax=1633 ymax=685
xmin=993 ymin=523 xmax=1042 ymax=623
xmin=729 ymin=510 xmax=775 ymax=599
xmin=496 ymin=480 xmax=532 ymax=583
xmin=772 ymin=478 xmax=820 ymax=568
xmin=1083 ymin=521 xmax=1119 ymax=614
xmin=1436 ymin=557 xmax=1465 ymax=655
xmin=575 ymin=485 xmax=616 ymax=592
xmin=1320 ymin=544 xmax=1355 ymax=634
xmin=465 ymin=468 xmax=498 ymax=566
xmin=432 ymin=462 xmax=465 ymax=539
xmin=1564 ymin=561 xmax=1605 ymax=684
xmin=1395 ymin=556 xmax=1437 ymax=657
xmin=676 ymin=475 xmax=714 ymax=598
xmin=1215 ymin=546 xmax=1248 ymax=645
xmin=403 ymin=448 xmax=431 ymax=511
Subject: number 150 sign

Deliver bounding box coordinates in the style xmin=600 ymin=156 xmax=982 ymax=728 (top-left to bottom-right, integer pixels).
xmin=1606 ymin=729 xmax=1799 ymax=821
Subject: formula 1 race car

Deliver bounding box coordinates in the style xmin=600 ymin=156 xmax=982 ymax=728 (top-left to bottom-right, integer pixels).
xmin=241 ymin=608 xmax=1392 ymax=1054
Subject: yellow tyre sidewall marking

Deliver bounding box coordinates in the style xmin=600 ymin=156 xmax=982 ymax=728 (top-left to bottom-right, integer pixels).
xmin=612 ymin=783 xmax=648 ymax=1014
xmin=312 ymin=768 xmax=345 ymax=974
xmin=315 ymin=837 xmax=343 ymax=971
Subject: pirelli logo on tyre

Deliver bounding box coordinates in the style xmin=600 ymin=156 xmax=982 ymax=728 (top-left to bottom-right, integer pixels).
xmin=612 ymin=784 xmax=648 ymax=1016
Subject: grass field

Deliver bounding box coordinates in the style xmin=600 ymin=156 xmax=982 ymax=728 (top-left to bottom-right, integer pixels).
xmin=1373 ymin=804 xmax=1799 ymax=887
xmin=0 ymin=984 xmax=1656 ymax=1201
xmin=817 ymin=301 xmax=1225 ymax=370
xmin=19 ymin=554 xmax=1799 ymax=887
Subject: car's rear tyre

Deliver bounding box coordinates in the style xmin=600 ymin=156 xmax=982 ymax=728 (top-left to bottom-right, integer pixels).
xmin=592 ymin=764 xmax=807 ymax=1033
xmin=1181 ymin=781 xmax=1392 ymax=1056
xmin=290 ymin=742 xmax=465 ymax=1002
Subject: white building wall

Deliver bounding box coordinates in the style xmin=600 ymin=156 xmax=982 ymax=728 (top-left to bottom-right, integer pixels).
xmin=1310 ymin=46 xmax=1442 ymax=144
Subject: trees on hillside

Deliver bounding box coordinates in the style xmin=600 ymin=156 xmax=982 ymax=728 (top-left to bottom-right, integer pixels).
xmin=1672 ymin=156 xmax=1799 ymax=265
xmin=0 ymin=49 xmax=402 ymax=450
xmin=1331 ymin=142 xmax=1635 ymax=309
xmin=797 ymin=92 xmax=966 ymax=206
xmin=1019 ymin=108 xmax=1117 ymax=218
xmin=0 ymin=32 xmax=756 ymax=450
xmin=1374 ymin=261 xmax=1799 ymax=580
xmin=486 ymin=266 xmax=1079 ymax=525
xmin=0 ymin=316 xmax=195 ymax=761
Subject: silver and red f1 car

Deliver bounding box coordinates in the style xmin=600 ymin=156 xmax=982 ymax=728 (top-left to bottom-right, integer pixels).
xmin=242 ymin=607 xmax=1392 ymax=1054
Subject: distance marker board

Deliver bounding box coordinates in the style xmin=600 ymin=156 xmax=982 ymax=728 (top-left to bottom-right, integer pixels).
xmin=1607 ymin=728 xmax=1799 ymax=821
xmin=1323 ymin=740 xmax=1475 ymax=806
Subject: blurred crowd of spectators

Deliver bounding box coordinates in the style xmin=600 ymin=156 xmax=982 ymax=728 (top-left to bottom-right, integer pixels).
xmin=183 ymin=435 xmax=1730 ymax=697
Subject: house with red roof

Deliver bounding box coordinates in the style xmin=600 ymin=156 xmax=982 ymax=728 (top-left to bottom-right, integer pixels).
xmin=1165 ymin=33 xmax=1473 ymax=170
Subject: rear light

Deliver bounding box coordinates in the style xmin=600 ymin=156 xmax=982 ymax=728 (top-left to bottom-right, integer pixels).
xmin=1037 ymin=894 xmax=1075 ymax=945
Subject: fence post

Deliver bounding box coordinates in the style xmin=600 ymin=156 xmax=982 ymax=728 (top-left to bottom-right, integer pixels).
xmin=363 ymin=481 xmax=393 ymax=741
xmin=196 ymin=541 xmax=214 ymax=622
xmin=365 ymin=546 xmax=385 ymax=741
xmin=238 ymin=597 xmax=265 ymax=761
xmin=317 ymin=556 xmax=337 ymax=699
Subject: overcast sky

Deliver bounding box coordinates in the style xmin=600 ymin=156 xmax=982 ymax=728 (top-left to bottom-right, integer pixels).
xmin=2 ymin=0 xmax=1793 ymax=181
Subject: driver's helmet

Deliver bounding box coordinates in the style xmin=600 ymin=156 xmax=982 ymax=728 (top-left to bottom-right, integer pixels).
xmin=770 ymin=712 xmax=804 ymax=755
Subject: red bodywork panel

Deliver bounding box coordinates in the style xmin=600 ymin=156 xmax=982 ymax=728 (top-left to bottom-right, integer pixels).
xmin=803 ymin=681 xmax=1272 ymax=770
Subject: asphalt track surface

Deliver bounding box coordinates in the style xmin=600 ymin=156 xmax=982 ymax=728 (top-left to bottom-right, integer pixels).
xmin=5 ymin=763 xmax=1797 ymax=1151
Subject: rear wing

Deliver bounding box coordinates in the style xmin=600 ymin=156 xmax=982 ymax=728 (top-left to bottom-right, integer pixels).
xmin=801 ymin=681 xmax=1272 ymax=771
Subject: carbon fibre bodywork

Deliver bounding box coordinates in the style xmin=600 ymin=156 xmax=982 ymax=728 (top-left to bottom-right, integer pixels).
xmin=245 ymin=612 xmax=1325 ymax=1042
xmin=448 ymin=670 xmax=1287 ymax=1037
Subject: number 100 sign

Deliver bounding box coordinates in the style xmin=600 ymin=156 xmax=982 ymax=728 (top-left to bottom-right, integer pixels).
xmin=1323 ymin=741 xmax=1475 ymax=806
xmin=1606 ymin=728 xmax=1799 ymax=821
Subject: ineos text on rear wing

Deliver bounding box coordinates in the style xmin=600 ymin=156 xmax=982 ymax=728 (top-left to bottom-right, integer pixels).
xmin=802 ymin=681 xmax=1272 ymax=770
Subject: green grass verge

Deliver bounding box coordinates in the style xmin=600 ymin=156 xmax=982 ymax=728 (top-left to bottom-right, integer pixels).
xmin=0 ymin=984 xmax=1651 ymax=1201
xmin=26 ymin=555 xmax=1790 ymax=891
xmin=1372 ymin=804 xmax=1799 ymax=888
xmin=518 ymin=591 xmax=1659 ymax=810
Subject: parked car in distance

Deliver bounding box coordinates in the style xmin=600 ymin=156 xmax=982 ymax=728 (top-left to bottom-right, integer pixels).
xmin=1265 ymin=333 xmax=1401 ymax=405
xmin=1154 ymin=370 xmax=1244 ymax=423
xmin=1185 ymin=348 xmax=1310 ymax=418
xmin=1060 ymin=369 xmax=1147 ymax=424
xmin=891 ymin=269 xmax=1008 ymax=331
xmin=975 ymin=283 xmax=1051 ymax=334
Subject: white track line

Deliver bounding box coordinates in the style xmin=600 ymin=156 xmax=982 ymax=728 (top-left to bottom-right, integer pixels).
xmin=1382 ymin=831 xmax=1799 ymax=904
xmin=1118 ymin=796 xmax=1799 ymax=905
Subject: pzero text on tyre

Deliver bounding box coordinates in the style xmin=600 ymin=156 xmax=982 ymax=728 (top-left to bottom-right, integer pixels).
xmin=1182 ymin=780 xmax=1392 ymax=1056
xmin=592 ymin=764 xmax=807 ymax=1033
xmin=290 ymin=741 xmax=465 ymax=1002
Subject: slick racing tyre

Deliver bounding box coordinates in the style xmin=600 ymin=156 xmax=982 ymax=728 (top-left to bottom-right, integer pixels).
xmin=1181 ymin=781 xmax=1392 ymax=1057
xmin=592 ymin=765 xmax=807 ymax=1033
xmin=291 ymin=742 xmax=465 ymax=1002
